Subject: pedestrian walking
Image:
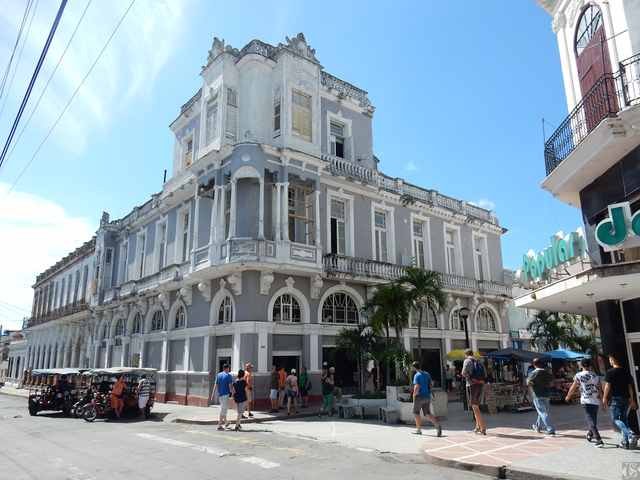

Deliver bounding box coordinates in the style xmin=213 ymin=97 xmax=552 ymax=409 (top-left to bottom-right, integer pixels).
xmin=137 ymin=374 xmax=151 ymax=416
xmin=211 ymin=363 xmax=233 ymax=431
xmin=299 ymin=366 xmax=311 ymax=408
xmin=110 ymin=375 xmax=126 ymax=420
xmin=244 ymin=362 xmax=254 ymax=418
xmin=285 ymin=368 xmax=299 ymax=415
xmin=278 ymin=367 xmax=286 ymax=409
xmin=565 ymin=358 xmax=604 ymax=447
xmin=411 ymin=361 xmax=442 ymax=436
xmin=232 ymin=369 xmax=248 ymax=431
xmin=319 ymin=366 xmax=335 ymax=416
xmin=527 ymin=357 xmax=555 ymax=435
xmin=603 ymin=353 xmax=638 ymax=449
xmin=462 ymin=349 xmax=487 ymax=435
xmin=269 ymin=365 xmax=279 ymax=413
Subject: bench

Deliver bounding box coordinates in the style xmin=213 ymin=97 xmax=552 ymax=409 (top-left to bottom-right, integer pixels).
xmin=338 ymin=404 xmax=365 ymax=419
xmin=378 ymin=407 xmax=399 ymax=424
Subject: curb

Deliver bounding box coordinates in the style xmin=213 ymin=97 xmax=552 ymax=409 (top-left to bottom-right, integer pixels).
xmin=423 ymin=450 xmax=594 ymax=480
xmin=0 ymin=388 xmax=29 ymax=399
xmin=171 ymin=411 xmax=319 ymax=425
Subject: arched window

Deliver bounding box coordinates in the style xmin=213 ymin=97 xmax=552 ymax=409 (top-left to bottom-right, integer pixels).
xmin=114 ymin=318 xmax=125 ymax=337
xmin=174 ymin=305 xmax=186 ymax=329
xmin=272 ymin=294 xmax=301 ymax=323
xmin=410 ymin=306 xmax=437 ymax=329
xmin=575 ymin=5 xmax=603 ymax=54
xmin=476 ymin=307 xmax=497 ymax=332
xmin=450 ymin=307 xmax=464 ymax=331
xmin=151 ymin=310 xmax=165 ymax=331
xmin=132 ymin=313 xmax=142 ymax=334
xmin=218 ymin=296 xmax=233 ymax=324
xmin=322 ymin=293 xmax=359 ymax=324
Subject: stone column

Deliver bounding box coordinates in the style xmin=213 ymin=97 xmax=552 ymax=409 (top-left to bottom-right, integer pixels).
xmin=139 ymin=341 xmax=146 ymax=368
xmin=104 ymin=340 xmax=112 ymax=368
xmin=258 ymin=177 xmax=265 ymax=238
xmin=183 ymin=336 xmax=191 ymax=372
xmin=275 ymin=184 xmax=282 ymax=242
xmin=314 ymin=188 xmax=321 ymax=247
xmin=93 ymin=344 xmax=100 ymax=368
xmin=202 ymin=335 xmax=210 ymax=373
xmin=161 ymin=338 xmax=168 ymax=372
xmin=56 ymin=345 xmax=63 ymax=368
xmin=121 ymin=339 xmax=129 ymax=367
xmin=209 ymin=187 xmax=219 ymax=245
xmin=309 ymin=333 xmax=319 ymax=372
xmin=281 ymin=182 xmax=289 ymax=241
xmin=219 ymin=184 xmax=227 ymax=242
xmin=228 ymin=179 xmax=237 ymax=239
xmin=258 ymin=330 xmax=268 ymax=373
xmin=70 ymin=342 xmax=78 ymax=368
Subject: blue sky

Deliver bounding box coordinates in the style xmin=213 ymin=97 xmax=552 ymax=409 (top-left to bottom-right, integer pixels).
xmin=0 ymin=0 xmax=581 ymax=329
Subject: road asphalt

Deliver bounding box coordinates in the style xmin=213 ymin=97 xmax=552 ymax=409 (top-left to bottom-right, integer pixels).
xmin=0 ymin=394 xmax=489 ymax=480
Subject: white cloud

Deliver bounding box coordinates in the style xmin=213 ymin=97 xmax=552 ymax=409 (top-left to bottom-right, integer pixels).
xmin=470 ymin=198 xmax=496 ymax=211
xmin=0 ymin=182 xmax=94 ymax=330
xmin=0 ymin=0 xmax=189 ymax=155
xmin=404 ymin=160 xmax=417 ymax=172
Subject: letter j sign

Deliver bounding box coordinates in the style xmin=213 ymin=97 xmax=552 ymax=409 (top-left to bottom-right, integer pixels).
xmin=595 ymin=202 xmax=640 ymax=251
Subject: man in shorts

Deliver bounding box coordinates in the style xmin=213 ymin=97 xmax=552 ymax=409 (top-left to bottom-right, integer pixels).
xmin=462 ymin=349 xmax=487 ymax=434
xmin=244 ymin=362 xmax=254 ymax=418
xmin=211 ymin=364 xmax=233 ymax=430
xmin=269 ymin=365 xmax=279 ymax=412
xmin=412 ymin=361 xmax=442 ymax=436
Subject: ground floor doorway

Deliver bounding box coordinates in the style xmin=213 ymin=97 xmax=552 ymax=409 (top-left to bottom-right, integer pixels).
xmin=272 ymin=355 xmax=300 ymax=374
xmin=413 ymin=348 xmax=442 ymax=388
xmin=322 ymin=347 xmax=357 ymax=393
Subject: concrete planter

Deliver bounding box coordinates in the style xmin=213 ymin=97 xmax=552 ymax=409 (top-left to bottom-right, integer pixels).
xmin=340 ymin=395 xmax=387 ymax=416
xmin=386 ymin=385 xmax=448 ymax=423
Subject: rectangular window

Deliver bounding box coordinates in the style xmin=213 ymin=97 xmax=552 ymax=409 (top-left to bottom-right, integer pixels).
xmin=139 ymin=234 xmax=146 ymax=278
xmin=225 ymin=88 xmax=238 ymax=141
xmin=413 ymin=220 xmax=425 ymax=269
xmin=121 ymin=242 xmax=129 ymax=283
xmin=273 ymin=97 xmax=281 ymax=135
xmin=104 ymin=248 xmax=114 ymax=288
xmin=205 ymin=97 xmax=218 ymax=144
xmin=184 ymin=138 xmax=193 ymax=167
xmin=445 ymin=228 xmax=460 ymax=275
xmin=181 ymin=213 xmax=190 ymax=263
xmin=474 ymin=234 xmax=488 ymax=281
xmin=374 ymin=210 xmax=388 ymax=262
xmin=158 ymin=223 xmax=167 ymax=270
xmin=330 ymin=199 xmax=346 ymax=255
xmin=288 ymin=185 xmax=314 ymax=245
xmin=292 ymin=90 xmax=312 ymax=141
xmin=330 ymin=121 xmax=345 ymax=158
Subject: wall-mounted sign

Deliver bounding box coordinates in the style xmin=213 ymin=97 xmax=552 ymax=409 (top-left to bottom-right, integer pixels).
xmin=595 ymin=202 xmax=640 ymax=251
xmin=519 ymin=230 xmax=587 ymax=283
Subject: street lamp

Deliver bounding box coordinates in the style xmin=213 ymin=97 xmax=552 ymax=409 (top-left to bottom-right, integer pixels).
xmin=458 ymin=307 xmax=470 ymax=349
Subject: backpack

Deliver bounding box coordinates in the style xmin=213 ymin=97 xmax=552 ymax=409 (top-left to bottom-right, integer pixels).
xmin=470 ymin=359 xmax=486 ymax=381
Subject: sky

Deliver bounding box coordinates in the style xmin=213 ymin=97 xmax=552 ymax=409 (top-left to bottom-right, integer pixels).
xmin=0 ymin=0 xmax=582 ymax=330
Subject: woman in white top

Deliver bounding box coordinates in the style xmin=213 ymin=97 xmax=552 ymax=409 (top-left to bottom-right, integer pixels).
xmin=285 ymin=369 xmax=299 ymax=415
xmin=565 ymin=358 xmax=604 ymax=447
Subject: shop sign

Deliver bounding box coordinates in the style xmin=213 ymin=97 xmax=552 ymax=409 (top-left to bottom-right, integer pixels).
xmin=595 ymin=202 xmax=640 ymax=251
xmin=520 ymin=230 xmax=586 ymax=283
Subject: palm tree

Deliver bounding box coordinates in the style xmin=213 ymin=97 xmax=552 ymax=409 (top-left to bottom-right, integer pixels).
xmin=399 ymin=267 xmax=446 ymax=364
xmin=527 ymin=311 xmax=572 ymax=351
xmin=365 ymin=282 xmax=409 ymax=386
xmin=336 ymin=324 xmax=376 ymax=394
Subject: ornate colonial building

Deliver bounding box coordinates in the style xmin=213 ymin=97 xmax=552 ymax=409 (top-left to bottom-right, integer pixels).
xmin=18 ymin=34 xmax=511 ymax=405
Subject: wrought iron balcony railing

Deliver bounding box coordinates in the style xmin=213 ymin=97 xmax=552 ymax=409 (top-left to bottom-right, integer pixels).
xmin=323 ymin=254 xmax=512 ymax=297
xmin=25 ymin=301 xmax=89 ymax=328
xmin=544 ymin=53 xmax=640 ymax=176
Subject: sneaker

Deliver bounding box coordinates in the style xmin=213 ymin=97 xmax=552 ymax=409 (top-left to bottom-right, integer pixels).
xmin=586 ymin=431 xmax=593 ymax=443
xmin=594 ymin=440 xmax=604 ymax=448
xmin=620 ymin=441 xmax=631 ymax=450
xmin=217 ymin=425 xmax=224 ymax=431
xmin=248 ymin=413 xmax=254 ymax=418
xmin=436 ymin=425 xmax=442 ymax=438
xmin=630 ymin=436 xmax=638 ymax=448
xmin=413 ymin=429 xmax=422 ymax=435
xmin=234 ymin=425 xmax=241 ymax=431
xmin=532 ymin=424 xmax=542 ymax=434
xmin=545 ymin=430 xmax=556 ymax=436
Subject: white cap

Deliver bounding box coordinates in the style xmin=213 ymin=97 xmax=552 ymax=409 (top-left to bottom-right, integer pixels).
xmin=291 ymin=368 xmax=296 ymax=374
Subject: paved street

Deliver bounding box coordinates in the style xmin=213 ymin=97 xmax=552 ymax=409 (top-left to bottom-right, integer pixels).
xmin=0 ymin=394 xmax=487 ymax=480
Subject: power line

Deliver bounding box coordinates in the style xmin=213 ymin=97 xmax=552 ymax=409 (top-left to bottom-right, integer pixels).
xmin=5 ymin=0 xmax=136 ymax=195
xmin=0 ymin=300 xmax=31 ymax=314
xmin=2 ymin=0 xmax=93 ymax=167
xmin=0 ymin=0 xmax=67 ymax=171
xmin=0 ymin=0 xmax=40 ymax=121
xmin=0 ymin=0 xmax=34 ymax=102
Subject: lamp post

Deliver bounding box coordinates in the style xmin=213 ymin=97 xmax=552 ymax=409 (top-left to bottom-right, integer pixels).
xmin=459 ymin=307 xmax=470 ymax=349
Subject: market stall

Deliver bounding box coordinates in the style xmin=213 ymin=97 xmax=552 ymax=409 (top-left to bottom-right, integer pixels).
xmin=545 ymin=349 xmax=589 ymax=402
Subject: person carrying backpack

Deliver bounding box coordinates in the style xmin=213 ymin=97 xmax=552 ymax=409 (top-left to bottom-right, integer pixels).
xmin=462 ymin=349 xmax=487 ymax=435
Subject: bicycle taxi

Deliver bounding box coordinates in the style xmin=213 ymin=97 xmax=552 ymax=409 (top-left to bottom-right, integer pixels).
xmin=27 ymin=368 xmax=87 ymax=416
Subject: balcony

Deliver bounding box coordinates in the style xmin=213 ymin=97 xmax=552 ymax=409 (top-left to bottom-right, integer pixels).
xmin=323 ymin=254 xmax=512 ymax=297
xmin=323 ymin=155 xmax=498 ymax=226
xmin=542 ymin=54 xmax=640 ymax=205
xmin=25 ymin=301 xmax=89 ymax=328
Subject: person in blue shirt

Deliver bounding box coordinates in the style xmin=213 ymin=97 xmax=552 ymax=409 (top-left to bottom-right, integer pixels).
xmin=412 ymin=361 xmax=442 ymax=436
xmin=211 ymin=364 xmax=233 ymax=431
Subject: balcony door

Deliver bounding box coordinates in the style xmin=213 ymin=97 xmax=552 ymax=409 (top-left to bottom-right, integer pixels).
xmin=574 ymin=4 xmax=615 ymax=131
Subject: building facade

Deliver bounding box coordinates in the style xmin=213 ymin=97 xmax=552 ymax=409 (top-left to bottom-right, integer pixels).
xmin=518 ymin=2 xmax=640 ymax=383
xmin=16 ymin=34 xmax=511 ymax=405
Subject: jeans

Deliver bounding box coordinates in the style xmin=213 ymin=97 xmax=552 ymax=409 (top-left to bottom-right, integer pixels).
xmin=583 ymin=404 xmax=601 ymax=441
xmin=532 ymin=396 xmax=555 ymax=433
xmin=610 ymin=396 xmax=633 ymax=444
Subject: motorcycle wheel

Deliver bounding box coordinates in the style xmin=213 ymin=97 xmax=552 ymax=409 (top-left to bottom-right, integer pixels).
xmin=28 ymin=405 xmax=38 ymax=416
xmin=83 ymin=405 xmax=97 ymax=422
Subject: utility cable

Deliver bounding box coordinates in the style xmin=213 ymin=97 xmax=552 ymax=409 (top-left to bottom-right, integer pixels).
xmin=2 ymin=0 xmax=93 ymax=167
xmin=0 ymin=0 xmax=66 ymax=170
xmin=4 ymin=0 xmax=136 ymax=194
xmin=0 ymin=0 xmax=33 ymax=102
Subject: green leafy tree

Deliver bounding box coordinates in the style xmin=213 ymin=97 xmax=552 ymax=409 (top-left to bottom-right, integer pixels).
xmin=527 ymin=311 xmax=572 ymax=351
xmin=336 ymin=324 xmax=377 ymax=394
xmin=399 ymin=267 xmax=446 ymax=365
